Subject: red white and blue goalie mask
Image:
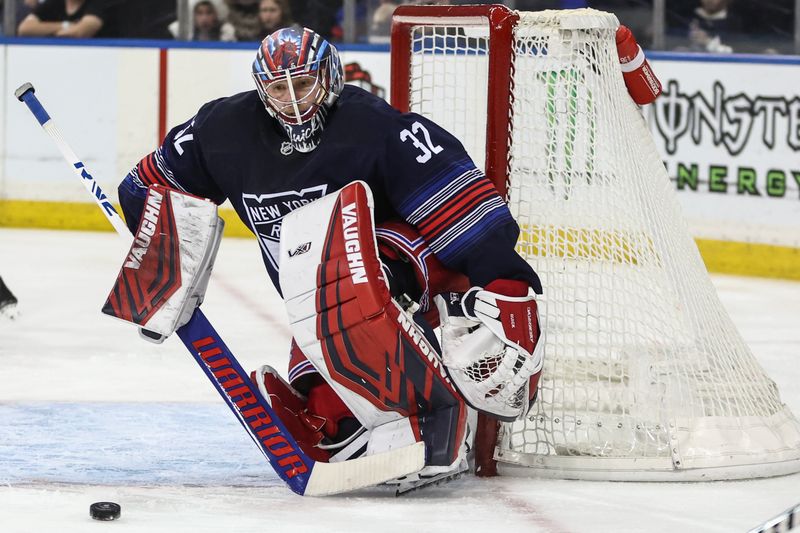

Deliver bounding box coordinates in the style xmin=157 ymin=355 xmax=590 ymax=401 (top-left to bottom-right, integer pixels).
xmin=252 ymin=27 xmax=344 ymax=153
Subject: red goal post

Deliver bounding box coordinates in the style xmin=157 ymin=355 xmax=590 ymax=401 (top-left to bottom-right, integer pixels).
xmin=391 ymin=4 xmax=520 ymax=476
xmin=391 ymin=4 xmax=517 ymax=201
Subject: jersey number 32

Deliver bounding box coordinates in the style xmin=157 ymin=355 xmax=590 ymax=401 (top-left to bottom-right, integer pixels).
xmin=400 ymin=121 xmax=444 ymax=164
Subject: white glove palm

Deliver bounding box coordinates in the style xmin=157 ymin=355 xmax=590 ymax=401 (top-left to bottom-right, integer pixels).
xmin=436 ymin=286 xmax=544 ymax=421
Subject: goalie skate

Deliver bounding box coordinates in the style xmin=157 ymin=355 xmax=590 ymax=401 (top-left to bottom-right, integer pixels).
xmin=393 ymin=457 xmax=469 ymax=496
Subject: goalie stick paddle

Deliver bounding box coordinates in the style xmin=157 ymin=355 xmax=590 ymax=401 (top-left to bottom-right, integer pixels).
xmin=14 ymin=82 xmax=425 ymax=496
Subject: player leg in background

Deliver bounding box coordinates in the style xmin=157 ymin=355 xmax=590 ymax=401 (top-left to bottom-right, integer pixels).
xmin=0 ymin=276 xmax=19 ymax=320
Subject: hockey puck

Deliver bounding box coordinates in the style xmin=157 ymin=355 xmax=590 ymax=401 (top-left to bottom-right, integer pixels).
xmin=90 ymin=502 xmax=121 ymax=521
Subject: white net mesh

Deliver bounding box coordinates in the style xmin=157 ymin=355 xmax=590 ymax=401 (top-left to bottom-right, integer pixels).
xmin=407 ymin=24 xmax=490 ymax=169
xmin=399 ymin=7 xmax=800 ymax=479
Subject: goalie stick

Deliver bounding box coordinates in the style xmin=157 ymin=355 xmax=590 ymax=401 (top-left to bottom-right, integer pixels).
xmin=14 ymin=82 xmax=425 ymax=496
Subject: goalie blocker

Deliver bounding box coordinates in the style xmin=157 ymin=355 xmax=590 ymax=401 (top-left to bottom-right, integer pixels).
xmin=102 ymin=184 xmax=224 ymax=338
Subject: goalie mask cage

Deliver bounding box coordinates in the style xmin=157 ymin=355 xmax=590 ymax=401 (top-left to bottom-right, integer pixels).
xmin=390 ymin=4 xmax=800 ymax=481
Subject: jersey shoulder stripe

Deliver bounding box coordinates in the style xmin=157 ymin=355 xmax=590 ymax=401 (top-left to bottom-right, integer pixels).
xmin=398 ymin=159 xmax=514 ymax=264
xmin=397 ymin=158 xmax=478 ymax=218
xmin=130 ymin=148 xmax=188 ymax=192
xmin=154 ymin=148 xmax=187 ymax=192
xmin=136 ymin=152 xmax=169 ymax=187
xmin=414 ymin=179 xmax=497 ymax=241
xmin=427 ymin=196 xmax=510 ymax=261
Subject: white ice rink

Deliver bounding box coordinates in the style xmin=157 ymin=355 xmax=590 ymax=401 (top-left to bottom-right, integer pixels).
xmin=1 ymin=227 xmax=798 ymax=533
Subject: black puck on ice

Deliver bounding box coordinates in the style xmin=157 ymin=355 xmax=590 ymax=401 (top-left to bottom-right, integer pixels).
xmin=90 ymin=502 xmax=121 ymax=521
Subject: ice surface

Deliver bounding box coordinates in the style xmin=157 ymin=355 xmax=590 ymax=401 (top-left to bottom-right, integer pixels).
xmin=1 ymin=228 xmax=798 ymax=532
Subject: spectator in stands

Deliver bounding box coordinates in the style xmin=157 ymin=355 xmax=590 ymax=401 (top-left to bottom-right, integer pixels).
xmin=258 ymin=0 xmax=296 ymax=40
xmin=290 ymin=0 xmax=341 ymax=41
xmin=117 ymin=0 xmax=174 ymax=39
xmin=170 ymin=0 xmax=236 ymax=41
xmin=17 ymin=0 xmax=110 ymax=38
xmin=225 ymin=0 xmax=262 ymax=41
xmin=329 ymin=0 xmax=369 ymax=42
xmin=685 ymin=0 xmax=743 ymax=53
xmin=369 ymin=0 xmax=397 ymax=41
xmin=0 ymin=0 xmax=46 ymax=36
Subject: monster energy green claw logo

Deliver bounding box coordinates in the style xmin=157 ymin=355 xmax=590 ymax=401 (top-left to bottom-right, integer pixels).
xmin=539 ymin=68 xmax=595 ymax=199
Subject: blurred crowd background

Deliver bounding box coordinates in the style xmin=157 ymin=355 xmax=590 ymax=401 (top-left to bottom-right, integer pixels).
xmin=0 ymin=0 xmax=796 ymax=55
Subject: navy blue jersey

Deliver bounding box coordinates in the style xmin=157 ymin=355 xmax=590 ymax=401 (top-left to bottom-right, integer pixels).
xmin=119 ymin=85 xmax=540 ymax=294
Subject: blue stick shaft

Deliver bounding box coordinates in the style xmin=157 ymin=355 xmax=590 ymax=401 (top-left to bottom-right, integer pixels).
xmin=15 ymin=83 xmax=131 ymax=237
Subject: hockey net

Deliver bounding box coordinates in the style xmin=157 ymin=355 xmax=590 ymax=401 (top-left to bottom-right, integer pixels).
xmin=390 ymin=5 xmax=800 ymax=480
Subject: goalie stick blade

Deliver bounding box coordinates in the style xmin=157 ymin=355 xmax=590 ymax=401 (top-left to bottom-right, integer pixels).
xmin=304 ymin=441 xmax=426 ymax=497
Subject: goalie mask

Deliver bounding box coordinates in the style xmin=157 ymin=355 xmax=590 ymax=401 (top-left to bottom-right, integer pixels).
xmin=252 ymin=27 xmax=344 ymax=153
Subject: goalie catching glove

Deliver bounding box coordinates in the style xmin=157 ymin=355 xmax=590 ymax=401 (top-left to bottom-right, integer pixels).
xmin=436 ymin=279 xmax=544 ymax=421
xmin=374 ymin=222 xmax=545 ymax=421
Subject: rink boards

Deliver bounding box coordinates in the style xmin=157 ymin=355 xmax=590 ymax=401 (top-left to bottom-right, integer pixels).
xmin=0 ymin=40 xmax=798 ymax=280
